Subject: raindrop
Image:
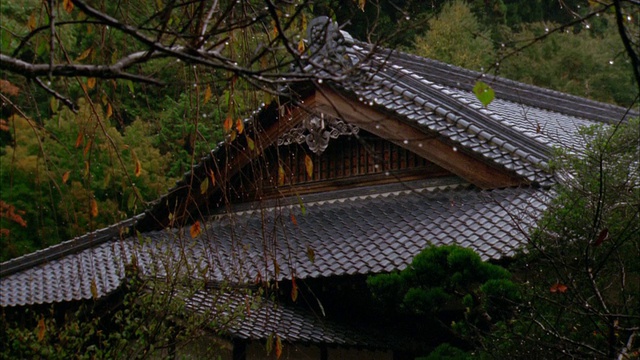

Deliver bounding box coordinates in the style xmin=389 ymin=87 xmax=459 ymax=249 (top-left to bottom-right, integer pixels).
xmin=452 ymin=147 xmax=458 ymax=152
xmin=403 ymin=139 xmax=408 ymax=144
xmin=405 ymin=16 xmax=410 ymax=20
xmin=627 ymin=15 xmax=632 ymax=21
xmin=500 ymin=43 xmax=505 ymax=47
xmin=545 ymin=27 xmax=549 ymax=33
xmin=374 ymin=164 xmax=379 ymax=169
xmin=47 ymin=81 xmax=51 ymax=86
xmin=585 ymin=23 xmax=591 ymax=29
xmin=317 ymin=79 xmax=323 ymax=84
xmin=225 ymin=41 xmax=229 ymax=46
xmin=609 ymin=60 xmax=614 ymax=65
xmin=375 ymin=124 xmax=380 ymax=129
xmin=418 ymin=143 xmax=423 ymax=147
xmin=384 ymin=171 xmax=390 ymax=176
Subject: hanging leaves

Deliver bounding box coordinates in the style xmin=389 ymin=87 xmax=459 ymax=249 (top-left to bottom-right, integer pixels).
xmin=304 ymin=154 xmax=313 ymax=178
xmin=291 ymin=274 xmax=298 ymax=302
xmin=236 ymin=118 xmax=244 ymax=134
xmin=36 ymin=318 xmax=46 ymax=341
xmin=90 ymin=199 xmax=99 ymax=217
xmin=298 ymin=39 xmax=305 ymax=54
xmin=203 ymin=85 xmax=212 ymax=104
xmin=275 ymin=334 xmax=283 ymax=359
xmin=27 ymin=13 xmax=37 ymax=31
xmin=63 ymin=0 xmax=74 ymax=13
xmin=306 ymin=246 xmax=315 ymax=263
xmin=278 ymin=165 xmax=285 ymax=186
xmin=266 ymin=333 xmax=274 ymax=355
xmin=134 ymin=159 xmax=142 ymax=177
xmin=75 ymin=47 xmax=93 ymax=62
xmin=290 ymin=212 xmax=298 ymax=226
xmin=200 ymin=176 xmax=209 ymax=195
xmin=592 ymin=228 xmax=609 ymax=247
xmin=208 ymin=169 xmax=216 ymax=187
xmin=550 ymin=283 xmax=568 ymax=293
xmin=246 ymin=135 xmax=255 ymax=151
xmin=62 ymin=171 xmax=70 ymax=184
xmin=223 ymin=115 xmax=233 ymax=133
xmin=106 ymin=103 xmax=113 ymax=118
xmin=90 ymin=278 xmax=99 ymax=299
xmin=473 ymin=81 xmax=495 ymax=107
xmin=190 ymin=220 xmax=202 ymax=238
xmin=83 ymin=138 xmax=92 ymax=156
xmin=87 ymin=77 xmax=96 ymax=89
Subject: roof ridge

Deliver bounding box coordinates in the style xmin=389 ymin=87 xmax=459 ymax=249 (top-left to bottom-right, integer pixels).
xmin=0 ymin=214 xmax=142 ymax=278
xmin=356 ymin=40 xmax=637 ymax=123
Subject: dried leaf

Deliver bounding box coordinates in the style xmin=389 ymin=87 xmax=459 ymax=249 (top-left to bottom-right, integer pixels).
xmin=62 ymin=171 xmax=70 ymax=184
xmin=63 ymin=0 xmax=74 ymax=13
xmin=229 ymin=129 xmax=237 ymax=142
xmin=358 ymin=0 xmax=366 ymax=11
xmin=291 ymin=275 xmax=298 ymax=302
xmin=290 ymin=212 xmax=297 ymax=225
xmin=297 ymin=39 xmax=305 ymax=54
xmin=236 ymin=118 xmax=244 ymax=134
xmin=304 ymin=154 xmax=313 ymax=178
xmin=278 ymin=165 xmax=285 ymax=186
xmin=208 ymin=169 xmax=216 ymax=187
xmin=75 ymin=47 xmax=93 ymax=62
xmin=134 ymin=159 xmax=142 ymax=177
xmin=83 ymin=138 xmax=92 ymax=156
xmin=28 ymin=13 xmax=37 ymax=31
xmin=593 ymin=228 xmax=609 ymax=247
xmin=0 ymin=79 xmax=20 ymax=96
xmin=200 ymin=176 xmax=209 ymax=195
xmin=36 ymin=318 xmax=46 ymax=341
xmin=203 ymin=85 xmax=212 ymax=104
xmin=90 ymin=199 xmax=99 ymax=217
xmin=275 ymin=334 xmax=283 ymax=359
xmin=190 ymin=220 xmax=202 ymax=239
xmin=223 ymin=115 xmax=233 ymax=133
xmin=550 ymin=283 xmax=568 ymax=293
xmin=90 ymin=278 xmax=98 ymax=299
xmin=87 ymin=77 xmax=96 ymax=89
xmin=106 ymin=103 xmax=113 ymax=118
xmin=0 ymin=119 xmax=9 ymax=132
xmin=246 ymin=135 xmax=255 ymax=151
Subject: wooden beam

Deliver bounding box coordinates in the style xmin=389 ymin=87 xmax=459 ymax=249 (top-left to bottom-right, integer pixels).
xmin=314 ymin=88 xmax=524 ymax=189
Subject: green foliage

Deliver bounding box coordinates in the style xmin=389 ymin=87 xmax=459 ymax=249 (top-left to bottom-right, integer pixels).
xmin=368 ymin=245 xmax=518 ymax=332
xmin=413 ymin=1 xmax=495 ymax=71
xmin=419 ymin=343 xmax=473 ymax=360
xmin=0 ymin=262 xmax=247 ymax=359
xmin=0 ymin=101 xmax=176 ymax=261
xmin=484 ymin=119 xmax=640 ymax=358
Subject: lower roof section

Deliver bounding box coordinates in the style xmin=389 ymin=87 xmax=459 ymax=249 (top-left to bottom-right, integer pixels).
xmin=0 ymin=179 xmax=548 ymax=307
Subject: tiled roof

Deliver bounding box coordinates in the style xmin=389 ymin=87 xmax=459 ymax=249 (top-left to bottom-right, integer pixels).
xmin=0 ymin=180 xmax=547 ymax=307
xmin=186 ymin=290 xmax=391 ymax=348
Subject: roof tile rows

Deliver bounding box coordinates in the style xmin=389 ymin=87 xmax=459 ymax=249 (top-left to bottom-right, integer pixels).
xmin=1 ymin=182 xmax=547 ymax=307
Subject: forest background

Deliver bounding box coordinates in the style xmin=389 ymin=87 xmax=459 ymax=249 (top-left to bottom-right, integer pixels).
xmin=1 ymin=0 xmax=637 ymax=261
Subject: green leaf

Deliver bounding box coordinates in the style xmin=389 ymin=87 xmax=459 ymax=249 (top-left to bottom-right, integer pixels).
xmin=125 ymin=80 xmax=135 ymax=95
xmin=473 ymin=81 xmax=495 ymax=107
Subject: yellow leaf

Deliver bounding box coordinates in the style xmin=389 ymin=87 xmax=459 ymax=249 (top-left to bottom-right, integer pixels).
xmin=200 ymin=176 xmax=209 ymax=195
xmin=203 ymin=85 xmax=212 ymax=104
xmin=90 ymin=199 xmax=99 ymax=218
xmin=28 ymin=13 xmax=37 ymax=31
xmin=87 ymin=77 xmax=96 ymax=89
xmin=304 ymin=154 xmax=313 ymax=178
xmin=358 ymin=0 xmax=366 ymax=11
xmin=298 ymin=39 xmax=305 ymax=54
xmin=75 ymin=47 xmax=93 ymax=62
xmin=236 ymin=118 xmax=244 ymax=134
xmin=278 ymin=165 xmax=285 ymax=186
xmin=63 ymin=0 xmax=74 ymax=13
xmin=190 ymin=220 xmax=202 ymax=239
xmin=36 ymin=318 xmax=46 ymax=342
xmin=90 ymin=278 xmax=98 ymax=299
xmin=106 ymin=103 xmax=113 ymax=118
xmin=246 ymin=136 xmax=255 ymax=151
xmin=134 ymin=159 xmax=142 ymax=177
xmin=223 ymin=116 xmax=232 ymax=133
xmin=62 ymin=171 xmax=70 ymax=184
xmin=84 ymin=161 xmax=90 ymax=177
